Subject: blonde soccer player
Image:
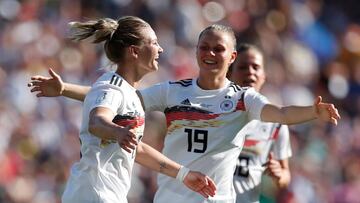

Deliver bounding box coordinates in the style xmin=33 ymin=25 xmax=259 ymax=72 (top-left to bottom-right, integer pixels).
xmin=29 ymin=16 xmax=216 ymax=203
xmin=29 ymin=24 xmax=340 ymax=203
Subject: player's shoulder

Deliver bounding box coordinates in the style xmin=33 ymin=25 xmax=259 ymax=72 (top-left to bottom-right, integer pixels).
xmin=94 ymin=72 xmax=124 ymax=88
xmin=228 ymin=82 xmax=251 ymax=93
xmin=168 ymin=78 xmax=193 ymax=87
xmin=227 ymin=82 xmax=252 ymax=100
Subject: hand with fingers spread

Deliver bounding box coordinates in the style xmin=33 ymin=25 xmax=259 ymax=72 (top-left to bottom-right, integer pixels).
xmin=117 ymin=125 xmax=138 ymax=153
xmin=183 ymin=171 xmax=217 ymax=198
xmin=314 ymin=96 xmax=341 ymax=125
xmin=28 ymin=68 xmax=64 ymax=97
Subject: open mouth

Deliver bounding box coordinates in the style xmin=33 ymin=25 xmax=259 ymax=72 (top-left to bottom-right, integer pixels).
xmin=242 ymin=78 xmax=256 ymax=86
xmin=203 ymin=59 xmax=217 ymax=65
xmin=154 ymin=56 xmax=159 ymax=63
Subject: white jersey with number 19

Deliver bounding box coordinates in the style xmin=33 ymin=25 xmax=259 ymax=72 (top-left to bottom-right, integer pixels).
xmin=140 ymin=78 xmax=269 ymax=203
xmin=62 ymin=71 xmax=145 ymax=203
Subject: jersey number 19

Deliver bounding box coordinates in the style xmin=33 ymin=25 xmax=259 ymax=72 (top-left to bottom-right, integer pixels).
xmin=185 ymin=128 xmax=208 ymax=153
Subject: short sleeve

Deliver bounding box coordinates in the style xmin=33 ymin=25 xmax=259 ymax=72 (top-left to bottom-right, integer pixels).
xmin=139 ymin=82 xmax=168 ymax=112
xmin=272 ymin=125 xmax=292 ymax=160
xmin=244 ymin=88 xmax=270 ymax=120
xmin=89 ymin=85 xmax=123 ymax=115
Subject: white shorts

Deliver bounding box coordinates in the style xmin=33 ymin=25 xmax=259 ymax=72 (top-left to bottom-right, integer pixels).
xmin=62 ymin=165 xmax=128 ymax=203
xmin=154 ymin=187 xmax=235 ymax=203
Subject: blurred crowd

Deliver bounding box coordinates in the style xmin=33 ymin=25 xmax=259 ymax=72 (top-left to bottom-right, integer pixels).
xmin=1 ymin=0 xmax=360 ymax=202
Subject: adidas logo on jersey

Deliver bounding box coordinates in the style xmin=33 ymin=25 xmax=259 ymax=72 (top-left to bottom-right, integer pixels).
xmin=181 ymin=98 xmax=192 ymax=106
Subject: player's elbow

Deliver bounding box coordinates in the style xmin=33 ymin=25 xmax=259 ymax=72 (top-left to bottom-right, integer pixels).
xmin=261 ymin=104 xmax=286 ymax=124
xmin=88 ymin=116 xmax=102 ymax=136
xmin=88 ymin=123 xmax=97 ymax=135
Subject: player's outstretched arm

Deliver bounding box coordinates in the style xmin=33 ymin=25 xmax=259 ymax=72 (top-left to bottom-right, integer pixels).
xmin=141 ymin=111 xmax=167 ymax=151
xmin=28 ymin=68 xmax=90 ymax=101
xmin=135 ymin=143 xmax=216 ymax=198
xmin=261 ymin=96 xmax=340 ymax=125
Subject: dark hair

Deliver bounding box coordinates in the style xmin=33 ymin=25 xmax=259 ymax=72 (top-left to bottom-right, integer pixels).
xmin=237 ymin=43 xmax=263 ymax=56
xmin=69 ymin=16 xmax=150 ymax=63
xmin=227 ymin=43 xmax=264 ymax=79
xmin=198 ymin=24 xmax=237 ymax=50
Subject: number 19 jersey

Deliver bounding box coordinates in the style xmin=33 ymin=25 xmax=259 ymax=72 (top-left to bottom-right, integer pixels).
xmin=140 ymin=78 xmax=269 ymax=203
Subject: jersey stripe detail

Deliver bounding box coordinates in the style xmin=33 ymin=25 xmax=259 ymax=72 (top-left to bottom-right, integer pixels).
xmin=169 ymin=79 xmax=192 ymax=87
xmin=229 ymin=83 xmax=243 ymax=92
xmin=270 ymin=124 xmax=282 ymax=140
xmin=235 ymin=92 xmax=246 ymax=111
xmin=243 ymin=139 xmax=260 ymax=147
xmin=112 ymin=115 xmax=145 ymax=128
xmin=110 ymin=74 xmax=123 ymax=87
xmin=164 ymin=106 xmax=219 ymax=131
xmin=164 ymin=105 xmax=212 ymax=114
xmin=245 ymin=123 xmax=281 ymax=147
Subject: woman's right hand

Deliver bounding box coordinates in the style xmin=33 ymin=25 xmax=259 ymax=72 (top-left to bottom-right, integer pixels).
xmin=28 ymin=68 xmax=64 ymax=97
xmin=117 ymin=125 xmax=138 ymax=153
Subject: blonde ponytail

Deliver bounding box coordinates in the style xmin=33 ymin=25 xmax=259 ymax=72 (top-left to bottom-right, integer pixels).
xmin=69 ymin=18 xmax=118 ymax=43
xmin=68 ymin=16 xmax=150 ymax=63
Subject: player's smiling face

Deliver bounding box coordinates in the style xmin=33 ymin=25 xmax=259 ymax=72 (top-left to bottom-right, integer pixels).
xmin=137 ymin=27 xmax=163 ymax=73
xmin=196 ymin=30 xmax=237 ymax=76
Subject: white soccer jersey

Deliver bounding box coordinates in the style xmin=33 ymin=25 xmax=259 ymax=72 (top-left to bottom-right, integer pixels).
xmin=233 ymin=121 xmax=292 ymax=203
xmin=62 ymin=71 xmax=145 ymax=203
xmin=140 ymin=78 xmax=269 ymax=203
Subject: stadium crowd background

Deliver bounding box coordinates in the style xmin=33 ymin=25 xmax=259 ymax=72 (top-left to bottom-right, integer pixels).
xmin=0 ymin=0 xmax=359 ymax=202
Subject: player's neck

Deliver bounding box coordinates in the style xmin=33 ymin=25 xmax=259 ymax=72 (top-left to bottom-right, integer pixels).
xmin=196 ymin=76 xmax=227 ymax=90
xmin=115 ymin=66 xmax=141 ymax=88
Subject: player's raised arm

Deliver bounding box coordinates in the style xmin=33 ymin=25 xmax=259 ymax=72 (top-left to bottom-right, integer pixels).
xmin=28 ymin=68 xmax=90 ymax=101
xmin=135 ymin=142 xmax=216 ymax=198
xmin=261 ymin=96 xmax=340 ymax=125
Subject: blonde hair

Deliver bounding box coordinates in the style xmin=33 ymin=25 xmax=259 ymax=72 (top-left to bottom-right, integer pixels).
xmin=69 ymin=16 xmax=150 ymax=63
xmin=198 ymin=24 xmax=237 ymax=50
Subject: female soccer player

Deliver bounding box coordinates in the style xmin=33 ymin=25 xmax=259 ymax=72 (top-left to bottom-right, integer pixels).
xmin=228 ymin=43 xmax=291 ymax=203
xmin=29 ymin=24 xmax=340 ymax=203
xmin=29 ymin=16 xmax=216 ymax=203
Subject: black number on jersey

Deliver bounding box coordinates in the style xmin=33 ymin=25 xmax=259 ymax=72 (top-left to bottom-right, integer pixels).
xmin=185 ymin=128 xmax=208 ymax=153
xmin=234 ymin=156 xmax=250 ymax=177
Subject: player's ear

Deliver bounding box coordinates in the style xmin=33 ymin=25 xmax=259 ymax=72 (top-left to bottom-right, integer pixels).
xmin=229 ymin=51 xmax=237 ymax=64
xmin=129 ymin=45 xmax=140 ymax=58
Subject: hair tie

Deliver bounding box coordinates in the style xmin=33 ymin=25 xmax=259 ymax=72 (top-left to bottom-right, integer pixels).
xmin=108 ymin=19 xmax=119 ymax=40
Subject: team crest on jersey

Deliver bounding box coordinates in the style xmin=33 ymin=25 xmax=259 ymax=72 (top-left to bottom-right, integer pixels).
xmin=220 ymin=100 xmax=233 ymax=111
